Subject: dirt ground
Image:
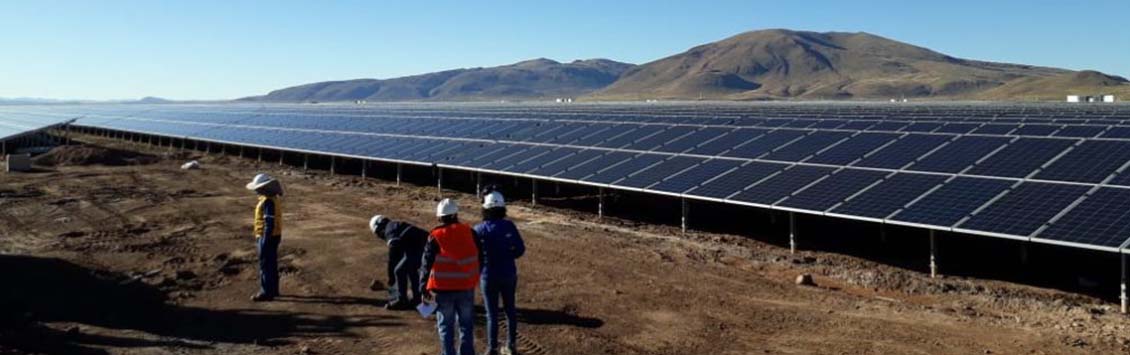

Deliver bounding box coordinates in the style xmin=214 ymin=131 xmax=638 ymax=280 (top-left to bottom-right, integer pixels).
xmin=4 ymin=136 xmax=1130 ymax=355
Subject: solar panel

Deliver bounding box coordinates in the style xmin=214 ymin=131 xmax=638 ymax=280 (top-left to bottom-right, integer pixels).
xmin=614 ymin=156 xmax=704 ymax=188
xmin=830 ymin=173 xmax=948 ymax=219
xmin=891 ymin=177 xmax=1014 ymax=227
xmin=776 ymin=169 xmax=888 ymax=211
xmin=762 ymin=131 xmax=852 ymax=162
xmin=684 ymin=162 xmax=787 ymax=199
xmin=853 ymin=134 xmax=951 ymax=169
xmin=1033 ymin=141 xmax=1130 ymax=183
xmin=649 ymin=159 xmax=743 ymax=193
xmin=965 ymin=138 xmax=1075 ymax=178
xmin=906 ymin=136 xmax=1010 ymax=173
xmin=957 ymin=183 xmax=1090 ymax=237
xmin=805 ymin=132 xmax=899 ymax=165
xmin=723 ymin=129 xmax=806 ymax=159
xmin=729 ymin=165 xmax=834 ymax=205
xmin=1037 ymin=187 xmax=1130 ymax=248
xmin=583 ymin=153 xmax=666 ymax=184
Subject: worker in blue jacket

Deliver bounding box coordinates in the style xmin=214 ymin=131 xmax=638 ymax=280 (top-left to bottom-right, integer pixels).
xmin=369 ymin=214 xmax=429 ymax=310
xmin=474 ymin=191 xmax=526 ymax=355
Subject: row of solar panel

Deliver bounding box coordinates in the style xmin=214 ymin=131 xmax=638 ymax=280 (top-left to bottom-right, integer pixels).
xmin=0 ymin=112 xmax=76 ymax=141
xmin=77 ymin=114 xmax=1130 ymax=186
xmin=71 ymin=117 xmax=1130 ymax=250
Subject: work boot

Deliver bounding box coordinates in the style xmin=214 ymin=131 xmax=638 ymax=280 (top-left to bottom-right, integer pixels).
xmin=250 ymin=292 xmax=275 ymax=302
xmin=502 ymin=347 xmax=519 ymax=355
xmin=384 ymin=301 xmax=412 ymax=311
xmin=484 ymin=348 xmax=499 ymax=355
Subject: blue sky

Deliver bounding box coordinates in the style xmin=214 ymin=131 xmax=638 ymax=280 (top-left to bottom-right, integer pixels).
xmin=1 ymin=0 xmax=1127 ymax=100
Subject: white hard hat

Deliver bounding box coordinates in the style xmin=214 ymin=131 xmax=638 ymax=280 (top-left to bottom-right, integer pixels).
xmin=245 ymin=173 xmax=275 ymax=190
xmin=482 ymin=191 xmax=505 ymax=209
xmin=436 ymin=198 xmax=459 ymax=217
xmin=369 ymin=215 xmax=388 ymax=234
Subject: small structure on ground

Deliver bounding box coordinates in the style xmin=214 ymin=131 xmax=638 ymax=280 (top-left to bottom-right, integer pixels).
xmin=6 ymin=153 xmax=32 ymax=172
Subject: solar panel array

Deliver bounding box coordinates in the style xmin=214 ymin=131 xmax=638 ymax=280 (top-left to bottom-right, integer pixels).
xmin=8 ymin=102 xmax=1130 ymax=252
xmin=0 ymin=109 xmax=76 ymax=142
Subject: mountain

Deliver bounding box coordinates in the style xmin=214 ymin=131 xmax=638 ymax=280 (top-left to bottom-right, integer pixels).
xmin=594 ymin=29 xmax=1127 ymax=100
xmin=975 ymin=70 xmax=1130 ymax=101
xmin=243 ymin=58 xmax=634 ymax=102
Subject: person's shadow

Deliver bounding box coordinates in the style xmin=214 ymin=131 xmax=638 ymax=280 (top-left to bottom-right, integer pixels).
xmin=0 ymin=255 xmax=402 ymax=354
xmin=473 ymin=305 xmax=604 ymax=329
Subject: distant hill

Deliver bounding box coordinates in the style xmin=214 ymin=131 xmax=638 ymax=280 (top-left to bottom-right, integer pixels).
xmin=242 ymin=58 xmax=635 ymax=102
xmin=246 ymin=29 xmax=1130 ymax=102
xmin=594 ymin=29 xmax=1113 ymax=100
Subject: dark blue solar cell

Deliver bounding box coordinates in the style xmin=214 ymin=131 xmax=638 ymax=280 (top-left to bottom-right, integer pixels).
xmin=685 ymin=162 xmax=788 ymax=199
xmin=729 ymin=165 xmax=834 ymax=205
xmin=906 ymin=136 xmax=1010 ymax=173
xmin=571 ymin=124 xmax=630 ymax=146
xmin=934 ymin=123 xmax=978 ymax=134
xmin=529 ymin=149 xmax=604 ymax=176
xmin=830 ymin=173 xmax=949 ymax=219
xmin=901 ymin=122 xmax=941 ymax=132
xmin=722 ymin=129 xmax=807 ymax=159
xmin=972 ymin=124 xmax=1017 ymax=135
xmin=465 ymin=145 xmax=528 ymax=168
xmin=1012 ymin=124 xmax=1060 ymax=136
xmin=783 ymin=119 xmax=819 ymax=128
xmin=595 ymin=125 xmax=664 ymax=149
xmin=775 ymin=168 xmax=888 ymax=211
xmin=806 ymin=133 xmax=900 ymax=165
xmin=957 ymin=183 xmax=1089 ymax=237
xmin=1034 ymin=140 xmax=1130 ymax=183
xmin=614 ymin=156 xmax=705 ymax=188
xmin=809 ymin=120 xmax=847 ymax=129
xmin=554 ymin=152 xmax=634 ymax=180
xmin=868 ymin=121 xmax=909 ymax=132
xmin=484 ymin=146 xmax=552 ymax=170
xmin=627 ymin=126 xmax=697 ymax=151
xmin=1101 ymin=126 xmax=1130 ymax=138
xmin=891 ymin=177 xmax=1015 ymax=227
xmin=839 ymin=121 xmax=876 ymax=130
xmin=854 ymin=134 xmax=951 ymax=169
xmin=762 ymin=131 xmax=852 ymax=162
xmin=965 ymin=138 xmax=1075 ymax=178
xmin=1037 ymin=187 xmax=1130 ymax=248
xmin=688 ymin=128 xmax=768 ymax=156
xmin=505 ymin=148 xmax=579 ymax=173
xmin=649 ymin=159 xmax=743 ymax=193
xmin=654 ymin=127 xmax=733 ymax=153
xmin=583 ymin=153 xmax=667 ymax=184
xmin=1053 ymin=125 xmax=1106 ymax=138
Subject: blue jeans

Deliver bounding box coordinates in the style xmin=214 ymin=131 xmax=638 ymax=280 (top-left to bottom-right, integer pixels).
xmin=482 ymin=276 xmax=518 ymax=351
xmin=435 ymin=290 xmax=475 ymax=355
xmin=257 ymin=235 xmax=281 ymax=296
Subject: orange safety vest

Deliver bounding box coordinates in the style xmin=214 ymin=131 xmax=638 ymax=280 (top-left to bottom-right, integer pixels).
xmin=426 ymin=223 xmax=480 ymax=291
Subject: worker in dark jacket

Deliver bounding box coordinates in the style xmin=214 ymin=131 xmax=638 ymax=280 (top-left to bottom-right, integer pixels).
xmin=475 ymin=191 xmax=526 ymax=355
xmin=420 ymin=198 xmax=484 ymax=355
xmin=246 ymin=173 xmax=284 ymax=302
xmin=369 ymin=214 xmax=429 ymax=310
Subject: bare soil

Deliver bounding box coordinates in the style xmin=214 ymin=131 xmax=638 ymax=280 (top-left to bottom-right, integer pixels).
xmin=3 ymin=136 xmax=1130 ymax=354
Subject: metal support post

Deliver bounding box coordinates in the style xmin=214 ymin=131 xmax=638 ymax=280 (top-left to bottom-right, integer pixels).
xmin=396 ymin=163 xmax=402 ymax=186
xmin=789 ymin=212 xmax=797 ymax=254
xmin=929 ymin=230 xmax=938 ymax=278
xmin=436 ymin=167 xmax=443 ymax=198
xmin=1120 ymin=253 xmax=1126 ymax=314
xmin=880 ymin=224 xmax=888 ymax=244
xmin=257 ymin=148 xmax=262 ymax=163
xmin=598 ymin=187 xmax=605 ymax=219
xmin=361 ymin=160 xmax=367 ymax=179
xmin=681 ymin=198 xmax=689 ymax=233
xmin=303 ymin=154 xmax=309 ymax=171
xmin=279 ymin=151 xmax=284 ymax=166
xmin=475 ymin=171 xmax=482 ymax=199
xmin=330 ymin=156 xmax=336 ymax=175
xmin=531 ymin=179 xmax=538 ymax=206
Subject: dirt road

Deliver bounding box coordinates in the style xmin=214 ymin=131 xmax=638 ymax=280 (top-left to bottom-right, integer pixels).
xmin=3 ymin=136 xmax=1130 ymax=354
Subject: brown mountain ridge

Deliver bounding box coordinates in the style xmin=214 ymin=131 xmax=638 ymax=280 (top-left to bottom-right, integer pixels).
xmin=246 ymin=29 xmax=1130 ymax=102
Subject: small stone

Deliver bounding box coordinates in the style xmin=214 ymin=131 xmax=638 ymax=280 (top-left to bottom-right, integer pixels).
xmin=795 ymin=274 xmax=815 ymax=286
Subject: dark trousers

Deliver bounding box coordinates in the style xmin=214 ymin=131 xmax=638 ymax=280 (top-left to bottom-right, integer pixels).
xmin=387 ymin=245 xmax=421 ymax=305
xmin=258 ymin=235 xmax=281 ymax=296
xmin=482 ymin=276 xmax=518 ymax=351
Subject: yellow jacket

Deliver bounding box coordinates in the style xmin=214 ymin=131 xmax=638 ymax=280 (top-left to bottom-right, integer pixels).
xmin=254 ymin=195 xmax=282 ymax=238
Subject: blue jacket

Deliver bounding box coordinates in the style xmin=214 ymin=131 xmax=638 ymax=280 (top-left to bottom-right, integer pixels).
xmin=473 ymin=218 xmax=525 ymax=281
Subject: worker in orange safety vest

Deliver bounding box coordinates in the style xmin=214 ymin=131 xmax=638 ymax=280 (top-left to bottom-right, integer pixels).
xmin=420 ymin=198 xmax=483 ymax=355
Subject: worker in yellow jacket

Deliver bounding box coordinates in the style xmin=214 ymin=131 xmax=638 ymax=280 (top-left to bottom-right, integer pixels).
xmin=247 ymin=173 xmax=284 ymax=302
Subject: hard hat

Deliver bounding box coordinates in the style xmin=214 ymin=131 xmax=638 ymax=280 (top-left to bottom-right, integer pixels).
xmin=482 ymin=191 xmax=505 ymax=209
xmin=436 ymin=198 xmax=459 ymax=217
xmin=245 ymin=173 xmax=275 ymax=190
xmin=369 ymin=215 xmax=388 ymax=234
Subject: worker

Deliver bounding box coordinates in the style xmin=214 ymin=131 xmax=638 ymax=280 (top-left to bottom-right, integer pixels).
xmin=475 ymin=191 xmax=525 ymax=355
xmin=246 ymin=173 xmax=284 ymax=302
xmin=420 ymin=198 xmax=482 ymax=355
xmin=368 ymin=214 xmax=428 ymax=310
